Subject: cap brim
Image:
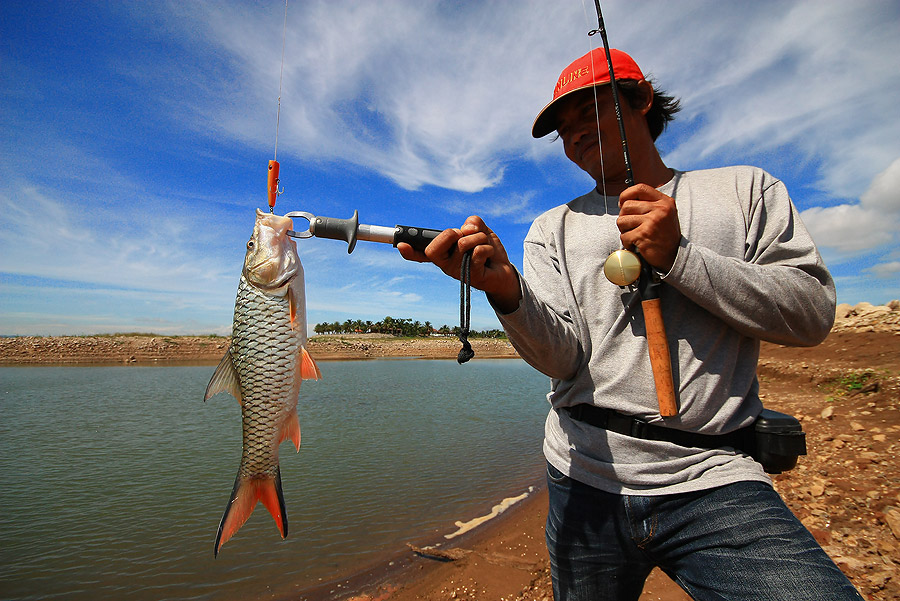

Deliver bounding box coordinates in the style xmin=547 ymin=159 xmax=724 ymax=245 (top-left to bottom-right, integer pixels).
xmin=531 ymin=82 xmax=611 ymax=138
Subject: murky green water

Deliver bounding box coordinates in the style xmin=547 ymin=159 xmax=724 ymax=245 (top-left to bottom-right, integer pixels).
xmin=0 ymin=359 xmax=550 ymax=600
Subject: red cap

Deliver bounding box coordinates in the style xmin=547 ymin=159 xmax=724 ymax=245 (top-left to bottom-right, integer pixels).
xmin=532 ymin=48 xmax=644 ymax=138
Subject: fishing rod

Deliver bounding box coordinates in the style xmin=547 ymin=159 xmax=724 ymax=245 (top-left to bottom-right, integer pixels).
xmin=589 ymin=0 xmax=677 ymax=416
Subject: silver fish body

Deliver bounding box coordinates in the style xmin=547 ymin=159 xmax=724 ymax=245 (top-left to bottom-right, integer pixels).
xmin=206 ymin=209 xmax=320 ymax=557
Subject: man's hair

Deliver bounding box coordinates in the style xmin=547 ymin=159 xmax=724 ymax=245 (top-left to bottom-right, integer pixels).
xmin=617 ymin=79 xmax=681 ymax=141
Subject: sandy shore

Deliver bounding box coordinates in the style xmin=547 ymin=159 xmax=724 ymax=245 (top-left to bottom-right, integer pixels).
xmin=308 ymin=484 xmax=690 ymax=601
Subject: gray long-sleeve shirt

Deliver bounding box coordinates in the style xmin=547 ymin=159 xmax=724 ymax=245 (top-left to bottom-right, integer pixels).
xmin=497 ymin=166 xmax=835 ymax=495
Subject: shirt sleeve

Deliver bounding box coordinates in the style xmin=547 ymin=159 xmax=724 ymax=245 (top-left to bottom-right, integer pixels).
xmin=496 ymin=221 xmax=585 ymax=380
xmin=662 ymin=175 xmax=835 ymax=346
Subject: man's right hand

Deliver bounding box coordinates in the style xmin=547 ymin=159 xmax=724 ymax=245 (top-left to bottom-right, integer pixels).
xmin=397 ymin=215 xmax=521 ymax=314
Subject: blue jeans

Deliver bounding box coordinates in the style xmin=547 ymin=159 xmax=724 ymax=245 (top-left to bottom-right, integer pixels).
xmin=545 ymin=463 xmax=863 ymax=601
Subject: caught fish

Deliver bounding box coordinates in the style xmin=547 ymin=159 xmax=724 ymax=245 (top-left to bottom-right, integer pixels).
xmin=205 ymin=208 xmax=321 ymax=557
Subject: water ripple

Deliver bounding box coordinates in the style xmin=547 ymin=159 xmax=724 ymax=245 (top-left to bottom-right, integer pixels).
xmin=1 ymin=360 xmax=549 ymax=600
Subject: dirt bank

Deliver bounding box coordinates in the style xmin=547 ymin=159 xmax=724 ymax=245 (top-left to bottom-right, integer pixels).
xmin=0 ymin=334 xmax=517 ymax=365
xmin=1 ymin=300 xmax=894 ymax=366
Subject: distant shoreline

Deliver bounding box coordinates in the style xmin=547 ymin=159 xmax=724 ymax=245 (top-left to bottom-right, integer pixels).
xmin=2 ymin=300 xmax=898 ymax=365
xmin=0 ymin=333 xmax=519 ymax=365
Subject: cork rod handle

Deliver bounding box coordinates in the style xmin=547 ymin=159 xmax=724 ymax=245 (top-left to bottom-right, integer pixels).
xmin=641 ymin=298 xmax=678 ymax=416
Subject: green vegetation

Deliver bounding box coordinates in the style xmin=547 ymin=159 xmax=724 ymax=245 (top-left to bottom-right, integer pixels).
xmin=837 ymin=370 xmax=875 ymax=393
xmin=312 ymin=317 xmax=506 ymax=339
xmin=822 ymin=369 xmax=882 ymax=402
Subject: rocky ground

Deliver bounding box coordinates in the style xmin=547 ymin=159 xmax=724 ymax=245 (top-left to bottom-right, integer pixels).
xmin=0 ymin=334 xmax=231 ymax=364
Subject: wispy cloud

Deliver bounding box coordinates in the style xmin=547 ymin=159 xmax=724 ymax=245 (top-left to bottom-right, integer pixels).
xmin=161 ymin=0 xmax=583 ymax=192
xmin=658 ymin=1 xmax=900 ymax=200
xmin=801 ymin=158 xmax=900 ymax=256
xmin=0 ymin=185 xmax=236 ymax=293
xmin=3 ymin=1 xmax=899 ymax=335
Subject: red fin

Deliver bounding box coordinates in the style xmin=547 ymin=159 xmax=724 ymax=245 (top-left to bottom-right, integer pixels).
xmin=214 ymin=470 xmax=288 ymax=557
xmin=258 ymin=472 xmax=288 ymax=538
xmin=281 ymin=409 xmax=301 ymax=452
xmin=300 ymin=347 xmax=321 ymax=380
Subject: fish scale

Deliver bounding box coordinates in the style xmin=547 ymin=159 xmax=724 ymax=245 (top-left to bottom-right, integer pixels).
xmin=232 ymin=276 xmax=299 ymax=479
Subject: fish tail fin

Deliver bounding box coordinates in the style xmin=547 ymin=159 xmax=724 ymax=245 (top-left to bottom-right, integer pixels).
xmin=300 ymin=346 xmax=321 ymax=380
xmin=258 ymin=469 xmax=288 ymax=538
xmin=281 ymin=408 xmax=301 ymax=452
xmin=214 ymin=470 xmax=288 ymax=557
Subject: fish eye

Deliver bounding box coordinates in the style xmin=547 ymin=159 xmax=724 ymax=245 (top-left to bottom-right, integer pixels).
xmin=247 ymin=240 xmax=255 ymax=250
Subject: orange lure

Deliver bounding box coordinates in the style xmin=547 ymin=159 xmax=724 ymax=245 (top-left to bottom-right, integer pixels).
xmin=267 ymin=160 xmax=281 ymax=211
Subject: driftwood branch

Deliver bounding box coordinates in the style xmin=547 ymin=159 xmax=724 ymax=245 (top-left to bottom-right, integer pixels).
xmin=406 ymin=543 xmax=471 ymax=562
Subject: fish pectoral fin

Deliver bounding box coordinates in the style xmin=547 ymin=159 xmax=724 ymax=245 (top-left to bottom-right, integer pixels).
xmin=214 ymin=470 xmax=288 ymax=557
xmin=204 ymin=350 xmax=242 ymax=405
xmin=299 ymin=347 xmax=321 ymax=380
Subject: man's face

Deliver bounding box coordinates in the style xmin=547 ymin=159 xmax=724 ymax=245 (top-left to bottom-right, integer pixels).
xmin=556 ymin=86 xmax=632 ymax=186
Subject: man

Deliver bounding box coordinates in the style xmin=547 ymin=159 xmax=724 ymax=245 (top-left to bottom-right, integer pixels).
xmin=399 ymin=48 xmax=862 ymax=600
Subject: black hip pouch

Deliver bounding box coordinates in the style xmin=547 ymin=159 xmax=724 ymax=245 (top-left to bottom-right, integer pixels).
xmin=750 ymin=409 xmax=806 ymax=474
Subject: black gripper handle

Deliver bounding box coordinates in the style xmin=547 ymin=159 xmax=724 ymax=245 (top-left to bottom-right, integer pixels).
xmin=393 ymin=225 xmax=441 ymax=251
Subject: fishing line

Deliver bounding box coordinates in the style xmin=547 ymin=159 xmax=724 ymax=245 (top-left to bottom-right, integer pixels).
xmin=274 ymin=0 xmax=288 ymax=162
xmin=580 ymin=0 xmax=609 ymax=206
xmin=267 ymin=0 xmax=289 ymax=213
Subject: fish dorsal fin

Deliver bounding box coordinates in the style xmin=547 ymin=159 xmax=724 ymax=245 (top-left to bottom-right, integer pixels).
xmin=204 ymin=349 xmax=243 ymax=405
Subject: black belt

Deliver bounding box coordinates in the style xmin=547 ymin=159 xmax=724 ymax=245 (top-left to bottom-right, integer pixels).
xmin=562 ymin=404 xmax=755 ymax=453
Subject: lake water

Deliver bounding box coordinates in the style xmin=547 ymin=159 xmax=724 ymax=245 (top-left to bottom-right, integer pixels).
xmin=0 ymin=359 xmax=551 ymax=601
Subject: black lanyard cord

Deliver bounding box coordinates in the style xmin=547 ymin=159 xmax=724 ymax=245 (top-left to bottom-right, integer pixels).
xmin=457 ymin=250 xmax=475 ymax=364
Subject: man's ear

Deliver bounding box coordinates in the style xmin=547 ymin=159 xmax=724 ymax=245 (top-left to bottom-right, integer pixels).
xmin=636 ymin=79 xmax=654 ymax=115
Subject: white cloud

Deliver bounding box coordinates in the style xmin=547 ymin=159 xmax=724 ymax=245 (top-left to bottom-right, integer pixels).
xmin=867 ymin=261 xmax=900 ymax=278
xmin=0 ymin=184 xmax=238 ymax=297
xmin=859 ymin=157 xmax=900 ymax=212
xmin=157 ymin=0 xmax=900 ymax=208
xmin=164 ymin=0 xmax=586 ymax=192
xmin=801 ymin=157 xmax=900 ymax=255
xmin=443 ymin=191 xmax=541 ymax=225
xmin=659 ymin=1 xmax=900 ymax=199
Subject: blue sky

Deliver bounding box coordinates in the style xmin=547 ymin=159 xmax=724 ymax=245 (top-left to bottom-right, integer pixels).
xmin=2 ymin=0 xmax=899 ymax=336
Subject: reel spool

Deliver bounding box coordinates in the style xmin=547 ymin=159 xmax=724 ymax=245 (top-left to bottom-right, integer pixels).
xmin=603 ymin=249 xmax=641 ymax=287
